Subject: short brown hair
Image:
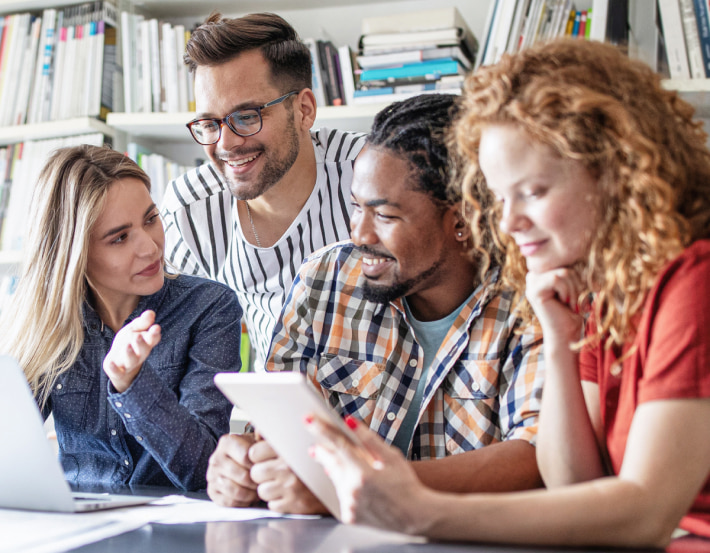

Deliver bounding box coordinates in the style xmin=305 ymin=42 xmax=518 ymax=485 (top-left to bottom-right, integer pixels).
xmin=184 ymin=12 xmax=312 ymax=92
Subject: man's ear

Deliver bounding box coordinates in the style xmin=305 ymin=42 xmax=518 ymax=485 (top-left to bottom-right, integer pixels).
xmin=450 ymin=205 xmax=472 ymax=244
xmin=294 ymin=88 xmax=317 ymax=131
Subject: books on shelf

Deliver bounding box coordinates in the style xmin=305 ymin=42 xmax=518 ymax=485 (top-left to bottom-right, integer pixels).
xmin=352 ymin=7 xmax=477 ymax=106
xmin=119 ymin=11 xmax=194 ymax=114
xmin=1 ymin=132 xmax=106 ymax=253
xmin=125 ymin=142 xmax=196 ymax=206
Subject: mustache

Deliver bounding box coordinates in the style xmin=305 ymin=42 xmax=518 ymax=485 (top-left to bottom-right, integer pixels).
xmin=356 ymin=245 xmax=394 ymax=259
xmin=215 ymin=147 xmax=264 ymax=158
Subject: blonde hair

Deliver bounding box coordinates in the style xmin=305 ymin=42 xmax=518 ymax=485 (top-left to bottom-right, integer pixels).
xmin=453 ymin=38 xmax=710 ymax=349
xmin=0 ymin=145 xmax=152 ymax=407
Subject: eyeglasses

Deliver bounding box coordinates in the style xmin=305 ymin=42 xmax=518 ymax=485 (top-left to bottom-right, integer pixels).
xmin=186 ymin=91 xmax=298 ymax=145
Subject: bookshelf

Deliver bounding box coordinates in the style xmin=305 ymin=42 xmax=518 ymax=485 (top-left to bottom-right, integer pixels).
xmin=1 ymin=0 xmax=710 ymax=275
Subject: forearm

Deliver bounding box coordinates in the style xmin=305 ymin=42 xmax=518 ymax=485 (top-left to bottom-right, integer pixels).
xmin=110 ymin=364 xmax=229 ymax=491
xmin=416 ymin=478 xmax=674 ymax=548
xmin=410 ymin=439 xmax=543 ymax=493
xmin=536 ymin=342 xmax=604 ymax=487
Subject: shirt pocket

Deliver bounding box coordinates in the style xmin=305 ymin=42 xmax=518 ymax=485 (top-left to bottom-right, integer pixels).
xmin=316 ymin=354 xmax=385 ymax=416
xmin=442 ymin=358 xmax=501 ymax=451
xmin=51 ymin=368 xmax=96 ymax=431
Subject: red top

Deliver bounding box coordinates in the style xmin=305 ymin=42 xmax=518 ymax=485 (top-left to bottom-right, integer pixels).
xmin=580 ymin=240 xmax=710 ymax=537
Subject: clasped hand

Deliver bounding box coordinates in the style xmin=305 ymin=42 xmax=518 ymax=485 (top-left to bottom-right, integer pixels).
xmin=103 ymin=309 xmax=162 ymax=393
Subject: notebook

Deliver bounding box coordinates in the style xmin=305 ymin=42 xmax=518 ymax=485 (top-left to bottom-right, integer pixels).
xmin=0 ymin=354 xmax=156 ymax=512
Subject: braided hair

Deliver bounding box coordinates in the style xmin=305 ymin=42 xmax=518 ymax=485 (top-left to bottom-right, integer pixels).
xmin=367 ymin=94 xmax=460 ymax=204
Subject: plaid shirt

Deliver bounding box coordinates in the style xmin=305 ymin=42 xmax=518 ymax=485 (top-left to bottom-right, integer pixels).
xmin=266 ymin=241 xmax=545 ymax=460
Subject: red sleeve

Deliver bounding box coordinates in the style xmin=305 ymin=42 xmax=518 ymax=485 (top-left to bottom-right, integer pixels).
xmin=579 ymin=316 xmax=600 ymax=383
xmin=639 ymin=242 xmax=710 ymax=402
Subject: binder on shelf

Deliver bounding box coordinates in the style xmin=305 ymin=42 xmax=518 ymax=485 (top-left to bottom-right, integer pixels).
xmin=692 ymin=0 xmax=710 ymax=76
xmin=679 ymin=0 xmax=704 ymax=78
xmin=657 ymin=0 xmax=690 ymax=78
xmin=589 ymin=0 xmax=608 ymax=41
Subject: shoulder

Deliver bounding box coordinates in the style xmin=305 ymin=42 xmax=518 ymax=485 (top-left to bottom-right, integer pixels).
xmin=161 ymin=163 xmax=230 ymax=214
xmin=311 ymin=128 xmax=367 ymax=163
xmin=655 ymin=240 xmax=710 ymax=290
xmin=297 ymin=240 xmax=360 ymax=281
xmin=165 ymin=274 xmax=238 ymax=304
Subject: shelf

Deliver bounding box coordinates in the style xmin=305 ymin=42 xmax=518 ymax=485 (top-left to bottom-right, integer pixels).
xmin=0 ymin=250 xmax=22 ymax=266
xmin=0 ymin=118 xmax=115 ymax=147
xmin=107 ymin=103 xmax=387 ymax=141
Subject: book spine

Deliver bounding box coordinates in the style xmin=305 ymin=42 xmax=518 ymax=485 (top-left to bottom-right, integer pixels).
xmin=679 ymin=0 xmax=705 ymax=78
xmin=303 ymin=38 xmax=327 ymax=108
xmin=360 ymin=59 xmax=460 ymax=81
xmin=658 ymin=0 xmax=691 ymax=78
xmin=692 ymin=0 xmax=710 ymax=76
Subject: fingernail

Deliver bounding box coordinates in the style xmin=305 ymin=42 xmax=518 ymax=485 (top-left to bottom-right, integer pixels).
xmin=304 ymin=415 xmax=314 ymax=425
xmin=345 ymin=415 xmax=358 ymax=430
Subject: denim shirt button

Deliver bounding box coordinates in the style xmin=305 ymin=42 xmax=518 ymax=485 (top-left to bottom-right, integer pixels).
xmin=123 ymin=459 xmax=130 ymax=466
xmin=110 ymin=429 xmax=117 ymax=436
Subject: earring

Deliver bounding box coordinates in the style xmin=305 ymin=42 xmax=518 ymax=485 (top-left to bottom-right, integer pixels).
xmin=457 ymin=232 xmax=463 ymax=238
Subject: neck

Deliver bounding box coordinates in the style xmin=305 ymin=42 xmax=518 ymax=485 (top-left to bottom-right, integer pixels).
xmin=405 ymin=259 xmax=479 ymax=322
xmin=91 ymin=292 xmax=140 ymax=333
xmin=241 ymin=134 xmax=317 ymax=248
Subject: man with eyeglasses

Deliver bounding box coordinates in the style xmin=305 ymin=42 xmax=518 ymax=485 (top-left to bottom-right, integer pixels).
xmin=161 ymin=12 xmax=366 ymax=370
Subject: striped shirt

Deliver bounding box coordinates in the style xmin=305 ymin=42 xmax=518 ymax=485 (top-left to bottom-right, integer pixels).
xmin=161 ymin=129 xmax=366 ymax=368
xmin=266 ymin=241 xmax=545 ymax=460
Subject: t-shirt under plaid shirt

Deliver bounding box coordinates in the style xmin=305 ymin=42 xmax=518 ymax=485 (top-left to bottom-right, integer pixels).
xmin=266 ymin=242 xmax=545 ymax=459
xmin=161 ymin=128 xmax=366 ymax=369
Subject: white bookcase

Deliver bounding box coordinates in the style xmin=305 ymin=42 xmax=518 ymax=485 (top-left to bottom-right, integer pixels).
xmin=0 ymin=0 xmax=709 ymax=276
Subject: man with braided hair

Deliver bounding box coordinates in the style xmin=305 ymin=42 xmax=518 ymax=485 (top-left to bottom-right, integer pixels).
xmin=206 ymin=94 xmax=546 ymax=514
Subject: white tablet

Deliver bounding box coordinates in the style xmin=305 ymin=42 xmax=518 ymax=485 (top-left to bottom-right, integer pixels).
xmin=213 ymin=371 xmax=362 ymax=520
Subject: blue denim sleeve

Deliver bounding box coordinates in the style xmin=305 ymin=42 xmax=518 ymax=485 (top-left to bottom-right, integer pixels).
xmin=107 ymin=286 xmax=242 ymax=491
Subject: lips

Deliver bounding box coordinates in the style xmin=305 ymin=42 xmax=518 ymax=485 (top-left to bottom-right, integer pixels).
xmin=360 ymin=254 xmax=394 ymax=279
xmin=137 ymin=260 xmax=161 ymax=277
xmin=517 ymin=240 xmax=547 ymax=257
xmin=221 ymin=151 xmax=262 ymax=173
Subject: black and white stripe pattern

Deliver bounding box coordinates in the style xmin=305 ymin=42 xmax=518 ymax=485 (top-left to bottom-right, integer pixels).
xmin=161 ymin=128 xmax=366 ymax=369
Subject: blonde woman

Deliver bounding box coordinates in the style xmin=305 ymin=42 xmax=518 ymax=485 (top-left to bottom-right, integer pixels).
xmin=0 ymin=145 xmax=241 ymax=491
xmin=305 ymin=39 xmax=710 ymax=548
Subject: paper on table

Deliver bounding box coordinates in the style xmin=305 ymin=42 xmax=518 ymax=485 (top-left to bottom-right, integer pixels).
xmin=0 ymin=509 xmax=147 ymax=553
xmin=0 ymin=496 xmax=317 ymax=553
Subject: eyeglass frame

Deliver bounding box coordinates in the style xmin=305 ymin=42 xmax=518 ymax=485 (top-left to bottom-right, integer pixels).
xmin=186 ymin=90 xmax=299 ymax=145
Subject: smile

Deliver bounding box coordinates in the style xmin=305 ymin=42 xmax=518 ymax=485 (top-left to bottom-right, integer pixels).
xmin=517 ymin=240 xmax=547 ymax=257
xmin=362 ymin=257 xmax=389 ymax=266
xmin=224 ymin=154 xmax=260 ymax=167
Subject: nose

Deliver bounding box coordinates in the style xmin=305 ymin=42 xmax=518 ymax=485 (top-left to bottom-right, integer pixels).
xmin=350 ymin=211 xmax=378 ymax=247
xmin=217 ymin=122 xmax=248 ymax=150
xmin=137 ymin=229 xmax=161 ymax=257
xmin=498 ymin=199 xmax=529 ymax=235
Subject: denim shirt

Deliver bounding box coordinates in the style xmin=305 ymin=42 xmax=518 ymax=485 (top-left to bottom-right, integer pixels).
xmin=42 ymin=275 xmax=242 ymax=491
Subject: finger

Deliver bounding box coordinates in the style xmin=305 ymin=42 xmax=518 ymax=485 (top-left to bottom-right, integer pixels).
xmin=248 ymin=439 xmax=277 ymax=464
xmin=144 ymin=324 xmax=162 ymax=347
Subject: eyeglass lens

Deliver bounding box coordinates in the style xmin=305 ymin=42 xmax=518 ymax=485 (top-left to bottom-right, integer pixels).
xmin=190 ymin=109 xmax=261 ymax=144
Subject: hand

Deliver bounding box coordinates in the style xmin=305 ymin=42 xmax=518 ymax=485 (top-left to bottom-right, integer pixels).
xmin=306 ymin=415 xmax=433 ymax=534
xmin=207 ymin=433 xmax=260 ymax=507
xmin=103 ymin=310 xmax=161 ymax=393
xmin=525 ymin=269 xmax=585 ymax=347
xmin=249 ymin=439 xmax=328 ymax=514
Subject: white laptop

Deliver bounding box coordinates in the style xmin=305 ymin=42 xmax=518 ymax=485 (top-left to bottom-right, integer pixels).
xmin=0 ymin=355 xmax=156 ymax=512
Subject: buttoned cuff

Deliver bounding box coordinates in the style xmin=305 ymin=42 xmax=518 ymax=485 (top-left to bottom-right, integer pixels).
xmin=107 ymin=363 xmax=166 ymax=422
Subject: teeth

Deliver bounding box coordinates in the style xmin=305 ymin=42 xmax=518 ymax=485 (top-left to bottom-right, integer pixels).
xmin=225 ymin=154 xmax=258 ymax=167
xmin=362 ymin=257 xmax=388 ymax=266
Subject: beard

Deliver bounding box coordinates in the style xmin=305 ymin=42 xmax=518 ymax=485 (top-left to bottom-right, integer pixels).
xmin=360 ymin=252 xmax=445 ymax=305
xmin=219 ymin=114 xmax=300 ymax=201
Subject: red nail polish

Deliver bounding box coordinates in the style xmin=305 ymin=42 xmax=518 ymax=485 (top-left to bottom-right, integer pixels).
xmin=304 ymin=415 xmax=314 ymax=425
xmin=345 ymin=415 xmax=358 ymax=430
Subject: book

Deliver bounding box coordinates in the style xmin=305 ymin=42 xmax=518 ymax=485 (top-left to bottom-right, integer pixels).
xmin=139 ymin=18 xmax=151 ymax=112
xmin=13 ymin=15 xmax=41 ymax=125
xmin=337 ymin=44 xmax=356 ymax=106
xmin=120 ymin=10 xmax=135 ymax=113
xmin=605 ymin=0 xmax=628 ymax=46
xmin=359 ymin=58 xmax=463 ymax=82
xmin=506 ymin=0 xmax=531 ymax=54
xmin=303 ymin=37 xmax=327 ymax=107
xmin=362 ymin=7 xmax=472 ymax=34
xmin=657 ymin=0 xmax=690 ymax=78
xmin=357 ymin=45 xmax=471 ymax=70
xmin=693 ymin=0 xmax=710 ymax=76
xmin=174 ymin=23 xmax=188 ymax=111
xmin=351 ymin=88 xmax=459 ymax=106
xmin=27 ymin=8 xmax=57 ymax=123
xmin=361 ymin=27 xmax=478 ymax=64
xmin=679 ymin=0 xmax=704 ymax=78
xmin=475 ymin=0 xmax=500 ymax=69
xmin=483 ymin=0 xmax=518 ymax=66
xmin=589 ymin=0 xmax=608 ymax=41
xmin=323 ymin=41 xmax=343 ymax=106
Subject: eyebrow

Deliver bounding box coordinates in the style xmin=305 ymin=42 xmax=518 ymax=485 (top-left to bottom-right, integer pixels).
xmin=100 ymin=204 xmax=157 ymax=240
xmin=194 ymin=101 xmax=262 ymax=120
